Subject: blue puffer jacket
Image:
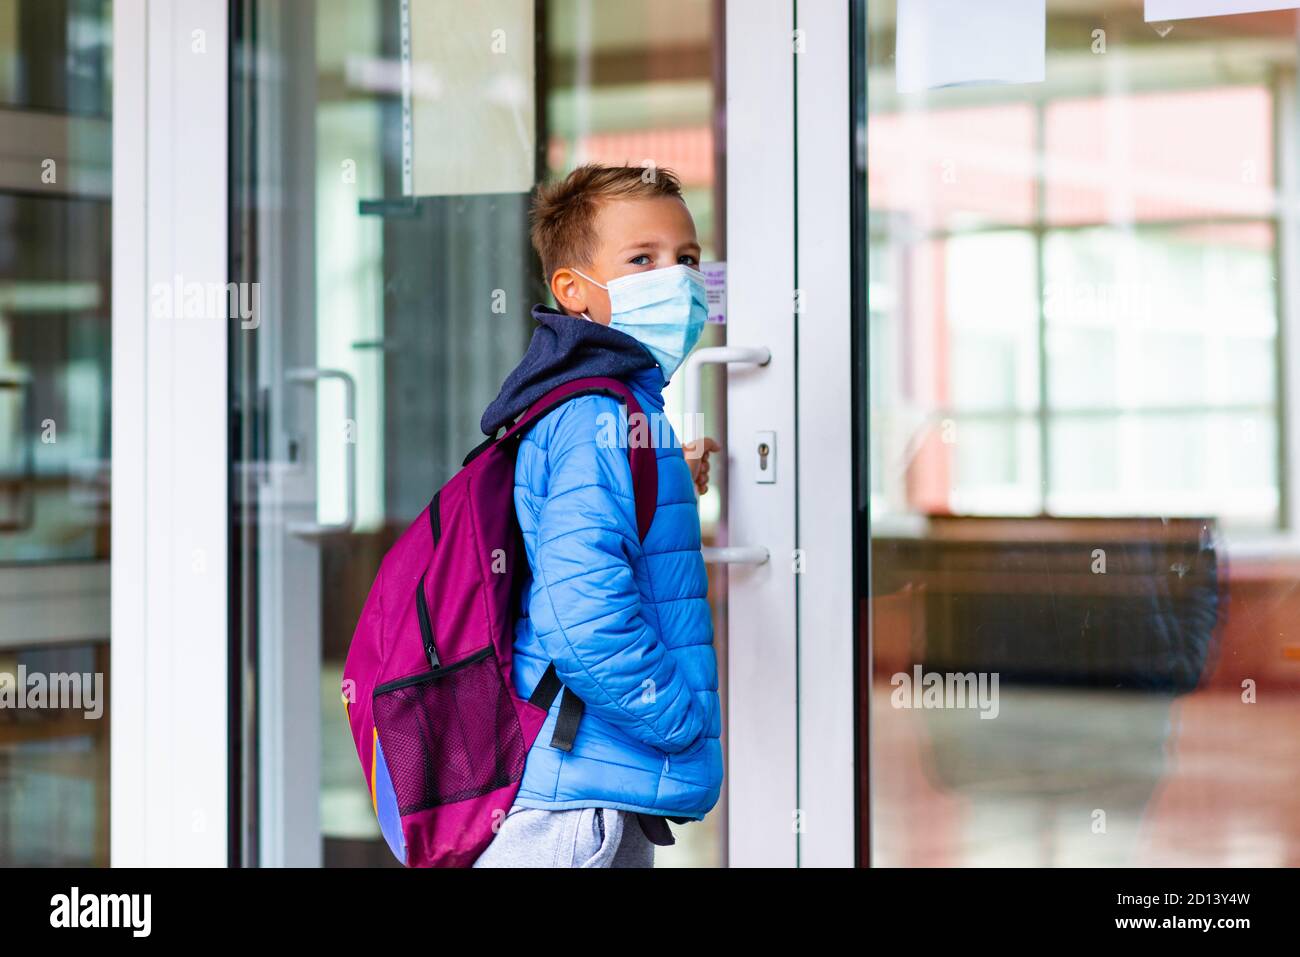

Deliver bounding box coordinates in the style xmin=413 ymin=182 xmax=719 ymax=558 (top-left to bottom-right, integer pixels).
xmin=480 ymin=306 xmax=723 ymax=820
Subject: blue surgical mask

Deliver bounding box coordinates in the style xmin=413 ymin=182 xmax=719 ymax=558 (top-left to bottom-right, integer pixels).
xmin=574 ymin=263 xmax=708 ymax=382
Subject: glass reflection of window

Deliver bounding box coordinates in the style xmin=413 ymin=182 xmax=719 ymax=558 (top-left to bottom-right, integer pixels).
xmin=544 ymin=0 xmax=722 ymax=528
xmin=0 ymin=0 xmax=112 ymax=869
xmin=869 ymin=85 xmax=1281 ymax=530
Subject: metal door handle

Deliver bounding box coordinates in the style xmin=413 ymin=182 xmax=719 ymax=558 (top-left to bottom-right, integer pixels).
xmin=683 ymin=346 xmax=771 ymax=440
xmin=682 ymin=345 xmax=773 ymax=565
xmin=702 ymin=545 xmax=770 ymax=565
xmin=285 ymin=367 xmax=356 ymax=537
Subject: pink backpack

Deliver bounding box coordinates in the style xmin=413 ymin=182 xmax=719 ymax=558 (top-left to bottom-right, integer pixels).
xmin=340 ymin=376 xmax=657 ymax=867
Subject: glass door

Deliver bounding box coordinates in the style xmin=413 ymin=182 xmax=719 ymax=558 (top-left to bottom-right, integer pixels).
xmin=0 ymin=0 xmax=112 ymax=867
xmin=857 ymin=0 xmax=1300 ymax=866
xmin=230 ymin=0 xmax=733 ymax=867
xmin=710 ymin=0 xmax=858 ymax=869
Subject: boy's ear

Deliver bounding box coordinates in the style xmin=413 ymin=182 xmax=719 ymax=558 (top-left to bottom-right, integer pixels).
xmin=550 ymin=267 xmax=587 ymax=316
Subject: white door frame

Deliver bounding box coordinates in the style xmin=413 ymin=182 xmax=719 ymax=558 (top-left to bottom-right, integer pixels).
xmin=111 ymin=0 xmax=230 ymax=867
xmin=724 ymin=0 xmax=856 ymax=867
xmin=108 ymin=0 xmax=856 ymax=869
xmin=241 ymin=0 xmax=326 ymax=867
xmin=793 ymin=0 xmax=857 ymax=868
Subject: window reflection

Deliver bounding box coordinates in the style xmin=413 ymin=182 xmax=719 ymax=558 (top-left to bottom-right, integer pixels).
xmin=239 ymin=0 xmax=726 ymax=868
xmin=0 ymin=0 xmax=111 ymax=868
xmin=861 ymin=1 xmax=1300 ymax=866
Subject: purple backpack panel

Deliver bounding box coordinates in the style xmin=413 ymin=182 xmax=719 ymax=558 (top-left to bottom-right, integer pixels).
xmin=341 ymin=376 xmax=657 ymax=867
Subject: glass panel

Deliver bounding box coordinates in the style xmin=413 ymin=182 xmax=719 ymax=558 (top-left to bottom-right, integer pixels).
xmin=0 ymin=0 xmax=112 ymax=115
xmin=859 ymin=1 xmax=1300 ymax=866
xmin=0 ymin=196 xmax=111 ymax=564
xmin=0 ymin=0 xmax=111 ymax=867
xmin=231 ymin=0 xmax=725 ymax=868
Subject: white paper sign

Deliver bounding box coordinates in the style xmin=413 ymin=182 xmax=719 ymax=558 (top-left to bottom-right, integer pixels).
xmin=1147 ymin=0 xmax=1300 ymax=20
xmin=703 ymin=261 xmax=726 ymax=324
xmin=409 ymin=0 xmax=535 ymax=196
xmin=896 ymin=0 xmax=1045 ymax=93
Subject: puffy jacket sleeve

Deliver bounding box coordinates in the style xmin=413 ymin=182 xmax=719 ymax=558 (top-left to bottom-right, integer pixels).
xmin=525 ymin=396 xmax=705 ymax=754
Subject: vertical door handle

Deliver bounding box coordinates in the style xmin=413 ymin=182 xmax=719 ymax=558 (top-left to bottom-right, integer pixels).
xmin=682 ymin=346 xmax=772 ymax=438
xmin=285 ymin=367 xmax=357 ymax=537
xmin=682 ymin=346 xmax=772 ymax=565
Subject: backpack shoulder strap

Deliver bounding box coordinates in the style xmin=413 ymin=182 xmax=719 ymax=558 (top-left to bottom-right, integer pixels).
xmin=505 ymin=376 xmax=659 ymax=543
xmin=509 ymin=376 xmax=661 ymax=753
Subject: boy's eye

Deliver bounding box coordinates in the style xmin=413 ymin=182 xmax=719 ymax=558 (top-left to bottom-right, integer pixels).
xmin=678 ymin=254 xmax=699 ymax=267
xmin=629 ymin=254 xmax=652 ymax=266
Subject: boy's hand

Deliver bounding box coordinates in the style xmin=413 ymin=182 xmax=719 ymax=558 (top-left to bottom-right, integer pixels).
xmin=683 ymin=437 xmax=721 ymax=496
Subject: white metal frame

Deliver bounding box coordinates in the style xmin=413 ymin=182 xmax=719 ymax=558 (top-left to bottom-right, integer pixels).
xmin=724 ymin=0 xmax=856 ymax=867
xmin=792 ymin=0 xmax=856 ymax=867
xmin=724 ymin=0 xmax=800 ymax=867
xmin=111 ymin=0 xmax=230 ymax=867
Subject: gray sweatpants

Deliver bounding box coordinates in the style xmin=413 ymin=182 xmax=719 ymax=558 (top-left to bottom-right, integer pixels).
xmin=472 ymin=804 xmax=655 ymax=868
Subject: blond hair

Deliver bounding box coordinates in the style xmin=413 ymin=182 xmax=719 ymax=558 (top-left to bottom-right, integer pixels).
xmin=529 ymin=163 xmax=686 ymax=283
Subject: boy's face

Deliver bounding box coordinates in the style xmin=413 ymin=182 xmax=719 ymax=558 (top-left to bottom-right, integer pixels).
xmin=551 ymin=195 xmax=702 ymax=325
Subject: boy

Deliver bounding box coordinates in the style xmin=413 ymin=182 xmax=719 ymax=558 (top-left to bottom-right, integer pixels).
xmin=472 ymin=164 xmax=723 ymax=867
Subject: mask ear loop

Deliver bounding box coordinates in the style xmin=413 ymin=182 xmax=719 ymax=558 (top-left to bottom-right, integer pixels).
xmin=570 ymin=267 xmax=607 ymax=323
xmin=571 ymin=266 xmax=608 ymax=291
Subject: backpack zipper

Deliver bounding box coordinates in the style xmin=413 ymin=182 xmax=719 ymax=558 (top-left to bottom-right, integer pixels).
xmin=374 ymin=645 xmax=491 ymax=695
xmin=428 ymin=490 xmax=442 ymax=545
xmin=416 ymin=492 xmax=442 ymax=671
xmin=416 ymin=570 xmax=440 ymax=670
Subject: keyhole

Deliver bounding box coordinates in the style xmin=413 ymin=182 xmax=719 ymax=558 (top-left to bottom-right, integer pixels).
xmin=758 ymin=442 xmax=770 ymax=470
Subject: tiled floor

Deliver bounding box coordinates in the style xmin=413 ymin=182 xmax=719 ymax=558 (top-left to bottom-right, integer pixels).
xmin=870 ymin=683 xmax=1300 ymax=866
xmin=318 ymin=666 xmax=1299 ymax=868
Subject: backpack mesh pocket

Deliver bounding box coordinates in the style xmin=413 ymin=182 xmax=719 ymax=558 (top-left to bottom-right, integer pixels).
xmin=371 ymin=646 xmax=528 ymax=815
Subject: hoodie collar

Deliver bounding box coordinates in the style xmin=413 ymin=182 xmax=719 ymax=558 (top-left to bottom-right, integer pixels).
xmin=480 ymin=304 xmax=664 ymax=435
